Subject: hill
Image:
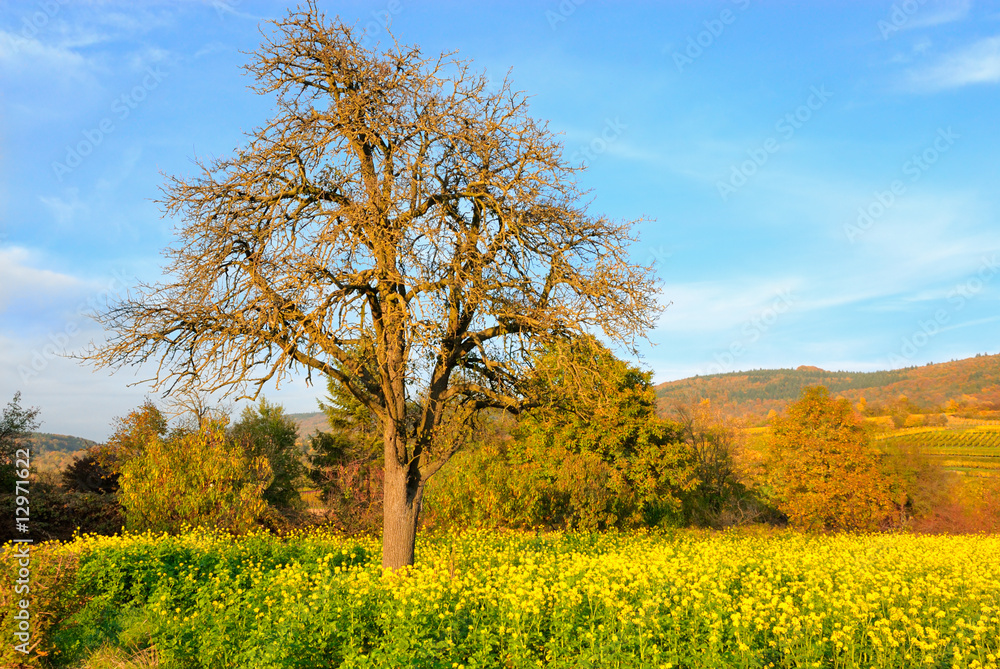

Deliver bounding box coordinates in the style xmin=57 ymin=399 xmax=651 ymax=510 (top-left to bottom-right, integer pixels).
xmin=287 ymin=412 xmax=332 ymax=444
xmin=655 ymin=353 xmax=1000 ymax=422
xmin=27 ymin=432 xmax=99 ymax=473
xmin=29 ymin=432 xmax=98 ymax=455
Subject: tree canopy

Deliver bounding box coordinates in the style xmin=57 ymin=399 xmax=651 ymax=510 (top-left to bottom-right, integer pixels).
xmin=759 ymin=386 xmax=893 ymax=531
xmin=85 ymin=3 xmax=661 ymax=567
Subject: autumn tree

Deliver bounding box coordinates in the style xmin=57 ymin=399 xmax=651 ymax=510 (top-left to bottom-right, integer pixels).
xmin=85 ymin=4 xmax=661 ymax=567
xmin=118 ymin=421 xmax=272 ymax=534
xmin=760 ymin=386 xmax=893 ymax=531
xmin=97 ymin=400 xmax=168 ymax=475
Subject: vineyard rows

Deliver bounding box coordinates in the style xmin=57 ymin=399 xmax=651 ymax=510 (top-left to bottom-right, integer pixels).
xmin=875 ymin=423 xmax=1000 ymax=477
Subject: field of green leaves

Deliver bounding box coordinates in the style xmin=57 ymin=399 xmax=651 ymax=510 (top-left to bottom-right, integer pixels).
xmin=4 ymin=529 xmax=1000 ymax=669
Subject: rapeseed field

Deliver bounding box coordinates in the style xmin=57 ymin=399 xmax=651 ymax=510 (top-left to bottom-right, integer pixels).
xmin=5 ymin=529 xmax=1000 ymax=668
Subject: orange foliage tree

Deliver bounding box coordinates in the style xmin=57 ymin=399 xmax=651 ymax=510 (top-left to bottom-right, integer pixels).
xmin=760 ymin=386 xmax=894 ymax=531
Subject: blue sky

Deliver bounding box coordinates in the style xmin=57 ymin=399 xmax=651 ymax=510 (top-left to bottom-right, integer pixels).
xmin=2 ymin=1 xmax=999 ymax=440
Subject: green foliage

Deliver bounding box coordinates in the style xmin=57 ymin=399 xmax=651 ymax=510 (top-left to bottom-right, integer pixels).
xmin=427 ymin=338 xmax=690 ymax=530
xmin=1 ymin=391 xmax=41 ymax=491
xmin=118 ymin=421 xmax=272 ymax=535
xmin=229 ymin=398 xmax=305 ymax=509
xmin=20 ymin=529 xmax=1000 ymax=668
xmin=60 ymin=453 xmax=119 ymax=495
xmin=35 ymin=529 xmax=370 ymax=667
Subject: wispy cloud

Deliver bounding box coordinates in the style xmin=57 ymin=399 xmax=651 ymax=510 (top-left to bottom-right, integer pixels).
xmin=0 ymin=29 xmax=91 ymax=74
xmin=39 ymin=190 xmax=90 ymax=228
xmin=0 ymin=246 xmax=83 ymax=312
xmin=905 ymin=0 xmax=972 ymax=31
xmin=907 ymin=36 xmax=1000 ymax=91
xmin=656 ymin=279 xmax=801 ymax=334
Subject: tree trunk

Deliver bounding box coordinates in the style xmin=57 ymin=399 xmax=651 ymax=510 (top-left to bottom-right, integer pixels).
xmin=382 ymin=456 xmax=423 ymax=569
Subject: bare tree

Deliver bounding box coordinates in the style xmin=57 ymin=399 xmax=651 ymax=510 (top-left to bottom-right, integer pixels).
xmin=85 ymin=3 xmax=661 ymax=568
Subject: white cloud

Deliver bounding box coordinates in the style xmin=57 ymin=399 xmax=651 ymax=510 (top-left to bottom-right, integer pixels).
xmin=0 ymin=28 xmax=91 ymax=76
xmin=39 ymin=189 xmax=89 ymax=228
xmin=0 ymin=246 xmax=82 ymax=310
xmin=907 ymin=36 xmax=1000 ymax=91
xmin=656 ymin=279 xmax=801 ymax=334
xmin=0 ymin=245 xmax=135 ymax=329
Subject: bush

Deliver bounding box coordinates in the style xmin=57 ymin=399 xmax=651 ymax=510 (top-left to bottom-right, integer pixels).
xmin=307 ymin=431 xmax=383 ymax=534
xmin=425 ymin=339 xmax=691 ymax=531
xmin=60 ymin=453 xmax=118 ymax=495
xmin=671 ymin=401 xmax=778 ymax=528
xmin=118 ymin=422 xmax=272 ymax=535
xmin=0 ymin=485 xmax=122 ymax=544
xmin=307 ymin=375 xmax=386 ymax=533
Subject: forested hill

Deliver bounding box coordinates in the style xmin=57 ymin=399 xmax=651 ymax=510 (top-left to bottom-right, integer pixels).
xmin=655 ymin=354 xmax=1000 ymax=421
xmin=29 ymin=432 xmax=98 ymax=455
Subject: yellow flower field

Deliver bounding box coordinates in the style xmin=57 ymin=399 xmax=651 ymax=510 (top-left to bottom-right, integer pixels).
xmin=3 ymin=529 xmax=1000 ymax=668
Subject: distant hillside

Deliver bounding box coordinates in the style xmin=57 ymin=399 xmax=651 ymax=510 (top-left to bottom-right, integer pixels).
xmin=655 ymin=354 xmax=1000 ymax=422
xmin=29 ymin=432 xmax=98 ymax=455
xmin=27 ymin=433 xmax=98 ymax=473
xmin=287 ymin=412 xmax=331 ymax=444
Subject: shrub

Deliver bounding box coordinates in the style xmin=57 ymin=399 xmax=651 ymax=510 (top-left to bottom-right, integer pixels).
xmin=118 ymin=422 xmax=272 ymax=534
xmin=60 ymin=453 xmax=119 ymax=495
xmin=671 ymin=401 xmax=777 ymax=528
xmin=307 ymin=430 xmax=383 ymax=533
xmin=0 ymin=485 xmax=122 ymax=544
